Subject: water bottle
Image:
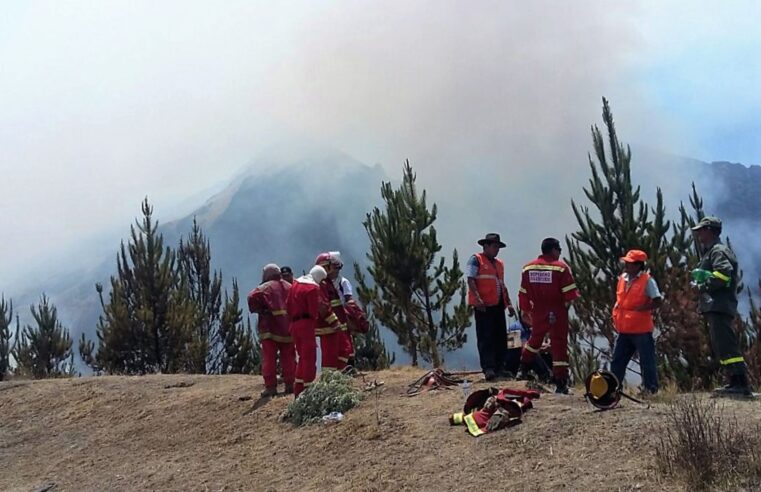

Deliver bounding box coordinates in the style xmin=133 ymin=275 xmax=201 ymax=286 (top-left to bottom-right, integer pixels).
xmin=461 ymin=379 xmax=472 ymax=401
xmin=691 ymin=268 xmax=713 ymax=285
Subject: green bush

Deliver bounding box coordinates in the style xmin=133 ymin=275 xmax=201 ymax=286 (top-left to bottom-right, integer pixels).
xmin=283 ymin=370 xmax=363 ymax=426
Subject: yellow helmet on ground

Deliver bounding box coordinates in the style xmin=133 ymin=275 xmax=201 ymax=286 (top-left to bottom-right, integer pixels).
xmin=584 ymin=370 xmax=621 ymax=410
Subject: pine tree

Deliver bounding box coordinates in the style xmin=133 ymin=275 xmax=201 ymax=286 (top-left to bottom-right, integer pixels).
xmin=0 ymin=295 xmax=15 ymax=381
xmin=567 ymin=98 xmax=713 ymax=389
xmin=355 ymin=161 xmax=470 ymax=367
xmin=177 ymin=217 xmax=223 ymax=373
xmin=13 ymin=295 xmax=74 ymax=378
xmin=217 ymin=279 xmax=261 ymax=374
xmin=83 ymin=198 xmax=195 ymax=374
xmin=351 ymin=265 xmax=395 ymax=370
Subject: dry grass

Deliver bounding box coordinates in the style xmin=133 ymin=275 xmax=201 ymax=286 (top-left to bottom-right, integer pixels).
xmin=656 ymin=395 xmax=761 ymax=490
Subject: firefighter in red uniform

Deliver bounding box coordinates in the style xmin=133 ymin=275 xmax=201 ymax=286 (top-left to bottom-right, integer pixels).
xmin=518 ymin=237 xmax=581 ymax=394
xmin=315 ymin=252 xmax=351 ymax=370
xmin=247 ymin=263 xmax=295 ymax=397
xmin=286 ymin=265 xmax=330 ymax=397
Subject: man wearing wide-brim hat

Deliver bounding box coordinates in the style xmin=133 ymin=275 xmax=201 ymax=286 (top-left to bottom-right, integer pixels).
xmin=466 ymin=233 xmax=516 ymax=381
xmin=692 ymin=216 xmax=752 ymax=397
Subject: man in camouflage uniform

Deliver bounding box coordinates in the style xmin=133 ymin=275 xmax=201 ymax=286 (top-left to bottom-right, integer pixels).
xmin=692 ymin=216 xmax=753 ymax=397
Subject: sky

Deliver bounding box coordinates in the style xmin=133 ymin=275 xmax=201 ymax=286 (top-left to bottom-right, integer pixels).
xmin=2 ymin=1 xmax=761 ymax=290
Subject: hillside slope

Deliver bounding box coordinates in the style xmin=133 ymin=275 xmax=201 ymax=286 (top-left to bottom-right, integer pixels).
xmin=4 ymin=369 xmax=760 ymax=491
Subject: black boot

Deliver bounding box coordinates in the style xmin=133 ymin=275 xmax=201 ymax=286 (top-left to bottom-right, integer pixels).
xmin=515 ymin=363 xmax=534 ymax=381
xmin=554 ymin=378 xmax=570 ymax=395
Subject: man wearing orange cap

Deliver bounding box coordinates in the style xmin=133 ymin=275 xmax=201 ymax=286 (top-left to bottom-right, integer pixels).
xmin=611 ymin=250 xmax=663 ymax=394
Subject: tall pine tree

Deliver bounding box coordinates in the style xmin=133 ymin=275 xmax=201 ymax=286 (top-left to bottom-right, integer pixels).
xmin=13 ymin=295 xmax=74 ymax=378
xmin=177 ymin=217 xmax=223 ymax=373
xmin=356 ymin=161 xmax=470 ymax=367
xmin=567 ymin=98 xmax=713 ymax=389
xmin=84 ymin=198 xmax=195 ymax=374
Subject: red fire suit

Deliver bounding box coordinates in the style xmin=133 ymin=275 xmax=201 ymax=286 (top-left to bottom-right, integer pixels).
xmin=286 ymin=276 xmax=326 ymax=396
xmin=316 ymin=280 xmax=347 ymax=370
xmin=450 ymin=388 xmax=540 ymax=437
xmin=518 ymin=255 xmax=581 ymax=382
xmin=247 ymin=279 xmax=295 ymax=392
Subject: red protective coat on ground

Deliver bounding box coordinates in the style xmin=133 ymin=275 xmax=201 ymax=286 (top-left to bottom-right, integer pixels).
xmin=285 ymin=277 xmax=322 ymax=396
xmin=451 ymin=388 xmax=540 ymax=437
xmin=518 ymin=255 xmax=581 ymax=381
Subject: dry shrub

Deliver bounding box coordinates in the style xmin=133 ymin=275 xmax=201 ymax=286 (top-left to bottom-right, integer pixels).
xmin=656 ymin=395 xmax=761 ymax=490
xmin=282 ymin=370 xmax=363 ymax=426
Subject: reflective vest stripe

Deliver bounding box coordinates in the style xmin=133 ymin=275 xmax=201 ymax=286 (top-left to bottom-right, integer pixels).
xmin=475 ymin=274 xmax=498 ymax=279
xmin=561 ymin=283 xmax=577 ymax=293
xmin=721 ymin=356 xmax=745 ymax=365
xmin=522 ymin=264 xmax=565 ymax=273
xmin=451 ymin=412 xmax=464 ymax=425
xmin=271 ymin=309 xmax=287 ymax=316
xmin=712 ymin=270 xmax=731 ymax=283
xmin=325 ymin=313 xmax=338 ymax=324
xmin=519 ymin=287 xmax=527 ymax=294
xmin=552 ymin=361 xmax=569 ymax=367
xmin=463 ymin=413 xmax=485 ymax=436
xmin=315 ymin=327 xmax=337 ymax=336
xmin=330 ymin=299 xmax=343 ymax=307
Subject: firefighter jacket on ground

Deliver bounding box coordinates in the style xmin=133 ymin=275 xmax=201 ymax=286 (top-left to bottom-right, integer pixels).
xmin=247 ymin=279 xmax=292 ymax=342
xmin=450 ymin=387 xmax=540 ymax=437
xmin=696 ymin=240 xmax=738 ymax=315
xmin=612 ymin=272 xmax=655 ymax=334
xmin=468 ymin=252 xmax=509 ymax=308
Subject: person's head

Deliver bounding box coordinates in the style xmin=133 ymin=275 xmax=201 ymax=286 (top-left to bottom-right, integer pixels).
xmin=540 ymin=237 xmax=562 ymax=260
xmin=691 ymin=216 xmax=722 ymax=247
xmin=309 ymin=265 xmax=327 ymax=284
xmin=315 ymin=251 xmax=343 ymax=280
xmin=477 ymin=233 xmax=506 ymax=259
xmin=262 ymin=263 xmax=281 ymax=283
xmin=280 ymin=266 xmax=294 ymax=283
xmin=620 ymin=249 xmax=647 ymax=275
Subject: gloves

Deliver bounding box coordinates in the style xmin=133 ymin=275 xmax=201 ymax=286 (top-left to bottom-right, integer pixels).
xmin=485 ymin=408 xmax=508 ymax=432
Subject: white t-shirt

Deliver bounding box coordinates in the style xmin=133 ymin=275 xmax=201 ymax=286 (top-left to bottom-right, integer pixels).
xmin=335 ymin=276 xmax=354 ymax=305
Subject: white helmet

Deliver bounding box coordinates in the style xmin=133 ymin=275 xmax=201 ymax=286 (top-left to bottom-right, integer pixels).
xmin=309 ymin=265 xmax=327 ymax=284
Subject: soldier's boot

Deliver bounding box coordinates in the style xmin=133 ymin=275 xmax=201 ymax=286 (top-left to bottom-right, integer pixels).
xmin=283 ymin=384 xmax=294 ymax=395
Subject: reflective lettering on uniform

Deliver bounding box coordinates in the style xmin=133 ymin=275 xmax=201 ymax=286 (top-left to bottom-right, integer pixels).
xmin=528 ymin=270 xmax=553 ymax=284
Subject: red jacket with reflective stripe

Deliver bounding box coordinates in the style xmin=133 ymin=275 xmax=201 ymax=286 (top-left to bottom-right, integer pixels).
xmin=468 ymin=253 xmax=509 ymax=307
xmin=248 ymin=279 xmax=292 ymax=342
xmin=286 ymin=277 xmax=322 ymax=330
xmin=613 ymin=273 xmax=655 ymax=334
xmin=315 ymin=280 xmax=343 ymax=336
xmin=519 ymin=255 xmax=580 ymax=314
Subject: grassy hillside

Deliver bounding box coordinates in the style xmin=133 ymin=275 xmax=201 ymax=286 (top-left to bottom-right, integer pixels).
xmin=4 ymin=369 xmax=761 ymax=491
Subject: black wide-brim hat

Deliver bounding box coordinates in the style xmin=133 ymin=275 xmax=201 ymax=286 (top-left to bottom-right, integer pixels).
xmin=477 ymin=233 xmax=506 ymax=248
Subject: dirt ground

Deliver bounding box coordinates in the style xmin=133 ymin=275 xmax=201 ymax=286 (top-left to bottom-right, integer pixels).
xmin=2 ymin=368 xmax=760 ymax=492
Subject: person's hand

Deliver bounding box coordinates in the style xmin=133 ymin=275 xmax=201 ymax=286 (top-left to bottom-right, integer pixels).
xmin=507 ymin=305 xmax=516 ymax=318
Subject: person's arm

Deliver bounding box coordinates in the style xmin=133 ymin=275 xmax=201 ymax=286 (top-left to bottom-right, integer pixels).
xmin=466 ymin=255 xmax=485 ymax=311
xmin=701 ymin=248 xmax=734 ymax=292
xmin=502 ymin=280 xmax=516 ymax=317
xmin=634 ymin=277 xmax=663 ymax=311
xmin=560 ymin=266 xmax=580 ymax=308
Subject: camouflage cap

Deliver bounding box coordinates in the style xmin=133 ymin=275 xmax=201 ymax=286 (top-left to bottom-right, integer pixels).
xmin=691 ymin=216 xmax=722 ymax=231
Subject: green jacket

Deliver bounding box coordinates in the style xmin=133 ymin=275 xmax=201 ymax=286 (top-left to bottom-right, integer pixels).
xmin=696 ymin=240 xmax=738 ymax=315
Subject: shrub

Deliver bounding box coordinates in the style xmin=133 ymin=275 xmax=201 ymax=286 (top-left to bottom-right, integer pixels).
xmin=282 ymin=370 xmax=363 ymax=426
xmin=656 ymin=395 xmax=761 ymax=490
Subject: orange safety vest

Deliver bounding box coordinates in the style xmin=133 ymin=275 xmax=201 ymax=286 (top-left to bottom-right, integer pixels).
xmin=468 ymin=253 xmax=508 ymax=308
xmin=613 ymin=272 xmax=654 ymax=334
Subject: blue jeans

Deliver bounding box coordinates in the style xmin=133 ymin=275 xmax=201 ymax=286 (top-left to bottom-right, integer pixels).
xmin=611 ymin=332 xmax=658 ymax=393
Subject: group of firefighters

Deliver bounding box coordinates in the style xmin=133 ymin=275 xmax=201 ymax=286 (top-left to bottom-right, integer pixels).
xmin=247 ymin=214 xmax=752 ymax=400
xmin=246 ymin=252 xmax=367 ymax=397
xmin=468 ymin=215 xmax=753 ymax=397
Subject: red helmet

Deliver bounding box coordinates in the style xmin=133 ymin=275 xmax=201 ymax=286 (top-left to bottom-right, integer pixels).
xmin=315 ymin=251 xmax=343 ymax=268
